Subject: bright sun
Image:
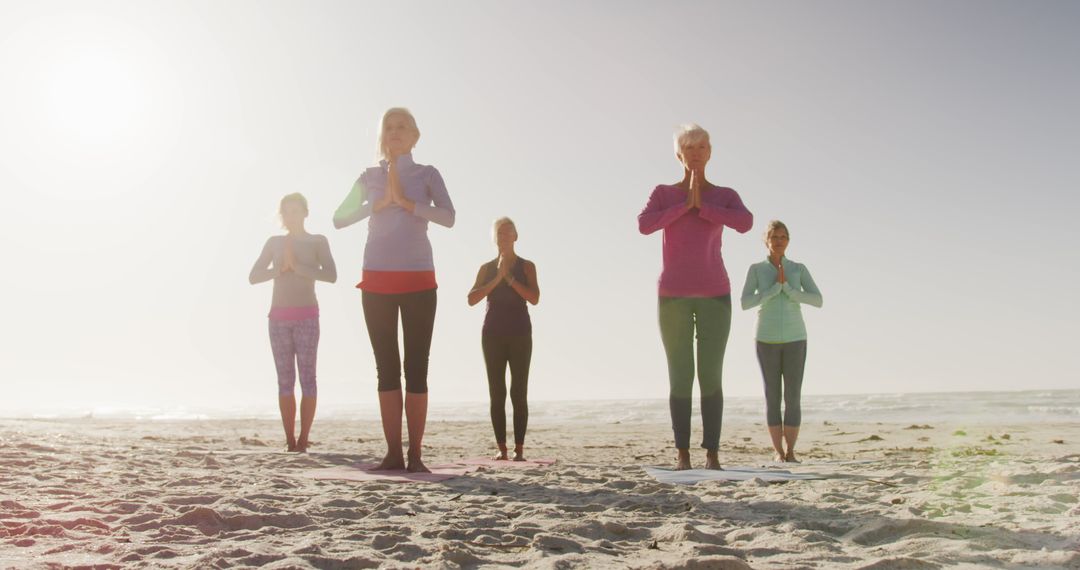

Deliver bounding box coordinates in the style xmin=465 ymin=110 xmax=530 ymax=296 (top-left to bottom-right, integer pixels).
xmin=44 ymin=49 xmax=149 ymax=148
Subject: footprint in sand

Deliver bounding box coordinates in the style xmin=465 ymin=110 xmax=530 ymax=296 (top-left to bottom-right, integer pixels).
xmin=532 ymin=532 xmax=585 ymax=553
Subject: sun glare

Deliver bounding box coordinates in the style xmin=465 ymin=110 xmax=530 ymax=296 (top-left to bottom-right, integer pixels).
xmin=44 ymin=49 xmax=149 ymax=148
xmin=12 ymin=13 xmax=185 ymax=195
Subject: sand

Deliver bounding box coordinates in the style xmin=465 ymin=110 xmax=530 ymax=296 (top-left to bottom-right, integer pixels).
xmin=1 ymin=417 xmax=1078 ymax=569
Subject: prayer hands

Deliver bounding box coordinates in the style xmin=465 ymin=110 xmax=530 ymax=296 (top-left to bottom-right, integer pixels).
xmin=497 ymin=255 xmax=511 ymax=281
xmin=385 ymin=156 xmax=414 ymax=211
xmin=686 ymin=168 xmax=704 ymax=209
xmin=281 ymin=239 xmax=296 ymax=273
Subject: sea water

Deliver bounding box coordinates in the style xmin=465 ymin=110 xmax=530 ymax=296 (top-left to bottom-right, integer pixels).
xmin=5 ymin=390 xmax=1077 ymax=425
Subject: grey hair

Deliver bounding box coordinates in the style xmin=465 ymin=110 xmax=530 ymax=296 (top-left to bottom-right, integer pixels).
xmin=491 ymin=216 xmax=516 ymax=242
xmin=673 ymin=123 xmax=710 ymax=155
xmin=377 ymin=107 xmax=420 ymax=161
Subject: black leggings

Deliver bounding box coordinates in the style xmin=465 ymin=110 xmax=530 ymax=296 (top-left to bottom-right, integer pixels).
xmin=362 ymin=289 xmax=437 ymax=394
xmin=482 ymin=334 xmax=532 ymax=445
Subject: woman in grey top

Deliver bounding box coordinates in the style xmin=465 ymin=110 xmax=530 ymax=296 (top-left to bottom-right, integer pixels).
xmin=249 ymin=193 xmax=337 ymax=452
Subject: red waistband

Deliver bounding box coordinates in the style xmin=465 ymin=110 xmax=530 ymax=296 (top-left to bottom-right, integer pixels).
xmin=357 ymin=270 xmax=437 ymax=294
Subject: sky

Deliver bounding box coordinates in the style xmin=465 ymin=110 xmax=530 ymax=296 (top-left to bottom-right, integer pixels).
xmin=1 ymin=1 xmax=1078 ymax=414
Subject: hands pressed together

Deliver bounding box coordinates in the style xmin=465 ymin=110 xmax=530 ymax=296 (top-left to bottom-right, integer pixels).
xmin=467 ymin=254 xmax=525 ymax=307
xmin=280 ymin=238 xmax=296 ymax=274
xmin=496 ymin=254 xmax=515 ymax=286
xmin=374 ymin=155 xmax=416 ymax=213
xmin=685 ymin=168 xmax=704 ymax=210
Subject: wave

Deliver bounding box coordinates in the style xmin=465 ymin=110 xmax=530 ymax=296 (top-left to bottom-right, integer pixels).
xmin=2 ymin=390 xmax=1078 ymax=424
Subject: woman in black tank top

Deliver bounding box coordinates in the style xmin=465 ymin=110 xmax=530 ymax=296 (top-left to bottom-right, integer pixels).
xmin=467 ymin=217 xmax=540 ymax=460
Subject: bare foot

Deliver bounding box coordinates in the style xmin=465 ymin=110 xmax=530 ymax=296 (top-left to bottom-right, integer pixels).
xmin=773 ymin=452 xmax=786 ymax=463
xmin=406 ymin=453 xmax=431 ymax=473
xmin=372 ymin=451 xmax=405 ymax=471
xmin=785 ymin=451 xmax=800 ymax=463
xmin=493 ymin=444 xmax=508 ymax=460
xmin=675 ymin=449 xmax=692 ymax=470
xmin=513 ymin=452 xmax=526 ymax=462
xmin=286 ymin=442 xmax=298 ymax=452
xmin=296 ymin=439 xmax=309 ymax=453
xmin=705 ymin=450 xmax=722 ymax=470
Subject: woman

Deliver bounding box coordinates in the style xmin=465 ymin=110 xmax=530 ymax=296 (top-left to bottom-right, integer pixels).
xmin=249 ymin=193 xmax=337 ymax=452
xmin=333 ymin=108 xmax=455 ymax=473
xmin=467 ymin=217 xmax=540 ymax=461
xmin=741 ymin=220 xmax=822 ymax=463
xmin=638 ymin=124 xmax=753 ymax=471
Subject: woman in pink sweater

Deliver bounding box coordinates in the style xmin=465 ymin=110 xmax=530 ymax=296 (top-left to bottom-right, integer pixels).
xmin=638 ymin=124 xmax=753 ymax=470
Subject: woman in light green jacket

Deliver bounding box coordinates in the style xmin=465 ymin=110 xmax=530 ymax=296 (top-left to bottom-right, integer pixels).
xmin=741 ymin=220 xmax=822 ymax=462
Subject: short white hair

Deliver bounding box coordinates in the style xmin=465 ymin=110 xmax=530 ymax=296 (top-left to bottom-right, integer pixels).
xmin=673 ymin=123 xmax=710 ymax=155
xmin=377 ymin=107 xmax=420 ymax=161
xmin=492 ymin=216 xmax=516 ymax=241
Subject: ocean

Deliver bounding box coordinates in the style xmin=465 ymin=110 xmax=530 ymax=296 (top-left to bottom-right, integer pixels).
xmin=4 ymin=390 xmax=1078 ymax=425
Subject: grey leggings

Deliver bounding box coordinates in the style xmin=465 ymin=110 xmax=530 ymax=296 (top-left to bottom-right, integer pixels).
xmin=755 ymin=340 xmax=806 ymax=427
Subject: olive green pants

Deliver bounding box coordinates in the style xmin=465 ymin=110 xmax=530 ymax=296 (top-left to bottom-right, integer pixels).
xmin=658 ymin=295 xmax=731 ymax=451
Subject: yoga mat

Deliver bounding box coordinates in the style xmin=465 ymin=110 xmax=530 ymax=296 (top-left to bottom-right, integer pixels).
xmin=643 ymin=466 xmax=827 ymax=485
xmin=306 ymin=463 xmax=478 ymax=483
xmin=777 ymin=455 xmax=876 ymax=466
xmin=457 ymin=457 xmax=557 ymax=468
xmin=758 ymin=459 xmax=880 ymax=468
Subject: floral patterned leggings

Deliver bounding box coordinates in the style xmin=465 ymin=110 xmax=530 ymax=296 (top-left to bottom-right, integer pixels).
xmin=269 ymin=317 xmax=320 ymax=397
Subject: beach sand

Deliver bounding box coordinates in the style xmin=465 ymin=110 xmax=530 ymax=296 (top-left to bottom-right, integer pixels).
xmin=1 ymin=417 xmax=1077 ymax=569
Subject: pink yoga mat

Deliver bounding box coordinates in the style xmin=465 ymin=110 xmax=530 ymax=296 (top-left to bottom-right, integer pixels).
xmin=306 ymin=463 xmax=478 ymax=483
xmin=457 ymin=457 xmax=557 ymax=468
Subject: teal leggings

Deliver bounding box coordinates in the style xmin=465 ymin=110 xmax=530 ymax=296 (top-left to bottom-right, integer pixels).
xmin=658 ymin=295 xmax=731 ymax=451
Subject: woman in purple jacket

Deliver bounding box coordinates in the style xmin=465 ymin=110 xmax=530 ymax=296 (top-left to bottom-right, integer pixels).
xmin=638 ymin=124 xmax=753 ymax=470
xmin=334 ymin=108 xmax=456 ymax=473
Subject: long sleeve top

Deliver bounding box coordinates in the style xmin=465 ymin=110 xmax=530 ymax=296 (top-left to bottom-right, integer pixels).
xmin=638 ymin=184 xmax=753 ymax=297
xmin=333 ymin=153 xmax=456 ymax=272
xmin=740 ymin=256 xmax=823 ymax=343
xmin=249 ymin=234 xmax=337 ymax=316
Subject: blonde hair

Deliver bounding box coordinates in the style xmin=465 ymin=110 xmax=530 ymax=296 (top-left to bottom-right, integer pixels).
xmin=673 ymin=123 xmax=710 ymax=155
xmin=279 ymin=192 xmax=308 ymax=215
xmin=278 ymin=193 xmax=308 ymax=228
xmin=764 ymin=219 xmax=789 ymax=241
xmin=377 ymin=107 xmax=420 ymax=161
xmin=491 ymin=216 xmax=516 ymax=242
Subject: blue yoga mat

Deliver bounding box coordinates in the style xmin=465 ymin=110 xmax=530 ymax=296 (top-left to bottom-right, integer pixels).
xmin=643 ymin=465 xmax=827 ymax=484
